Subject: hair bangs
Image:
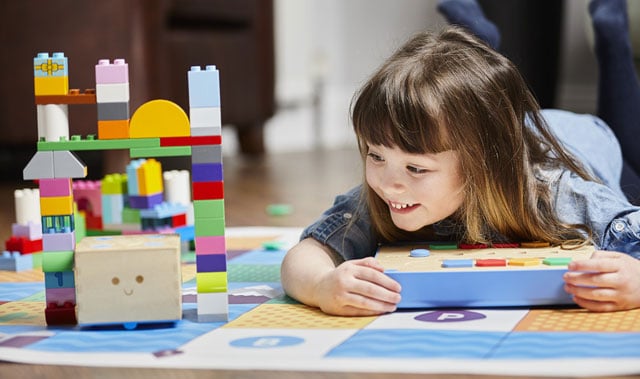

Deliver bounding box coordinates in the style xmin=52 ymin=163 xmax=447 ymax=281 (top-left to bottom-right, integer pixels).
xmin=352 ymin=67 xmax=451 ymax=155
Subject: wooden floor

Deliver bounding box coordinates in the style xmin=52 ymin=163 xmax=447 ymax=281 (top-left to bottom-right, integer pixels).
xmin=0 ymin=148 xmax=362 ymax=243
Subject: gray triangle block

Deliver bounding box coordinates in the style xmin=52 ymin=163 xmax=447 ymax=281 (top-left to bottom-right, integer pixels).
xmin=23 ymin=151 xmax=55 ymax=180
xmin=53 ymin=150 xmax=87 ymax=179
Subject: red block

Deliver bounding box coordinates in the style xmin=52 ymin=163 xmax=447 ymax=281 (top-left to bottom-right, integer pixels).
xmin=85 ymin=214 xmax=103 ymax=230
xmin=475 ymin=259 xmax=507 ymax=267
xmin=5 ymin=236 xmax=43 ymax=254
xmin=193 ymin=181 xmax=224 ymax=200
xmin=45 ymin=302 xmax=77 ymax=325
xmin=160 ymin=135 xmax=221 ymax=147
xmin=172 ymin=213 xmax=187 ymax=228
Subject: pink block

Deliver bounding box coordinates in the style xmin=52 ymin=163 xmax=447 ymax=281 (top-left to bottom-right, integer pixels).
xmin=46 ymin=287 xmax=76 ymax=306
xmin=195 ymin=236 xmax=226 ymax=255
xmin=95 ymin=59 xmax=129 ymax=84
xmin=42 ymin=232 xmax=75 ymax=251
xmin=39 ymin=178 xmax=72 ymax=197
xmin=73 ymin=180 xmax=102 ymax=216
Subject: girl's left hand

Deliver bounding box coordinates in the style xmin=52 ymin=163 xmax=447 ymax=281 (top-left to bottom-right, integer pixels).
xmin=563 ymin=250 xmax=640 ymax=312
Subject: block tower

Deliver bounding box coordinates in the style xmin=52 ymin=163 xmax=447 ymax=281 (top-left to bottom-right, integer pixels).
xmin=188 ymin=66 xmax=228 ymax=322
xmin=23 ymin=53 xmax=229 ymax=325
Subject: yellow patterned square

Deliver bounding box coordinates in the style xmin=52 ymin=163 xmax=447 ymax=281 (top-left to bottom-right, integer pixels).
xmin=0 ymin=301 xmax=46 ymax=326
xmin=515 ymin=308 xmax=640 ymax=332
xmin=224 ymin=304 xmax=377 ymax=329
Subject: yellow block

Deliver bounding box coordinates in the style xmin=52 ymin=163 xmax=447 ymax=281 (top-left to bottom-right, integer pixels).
xmin=137 ymin=159 xmax=163 ymax=195
xmin=129 ymin=99 xmax=190 ymax=138
xmin=196 ymin=272 xmax=227 ymax=293
xmin=40 ymin=195 xmax=74 ymax=216
xmin=34 ymin=76 xmax=69 ymax=96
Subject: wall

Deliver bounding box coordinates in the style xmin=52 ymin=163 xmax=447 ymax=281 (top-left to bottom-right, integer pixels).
xmin=225 ymin=0 xmax=619 ymax=155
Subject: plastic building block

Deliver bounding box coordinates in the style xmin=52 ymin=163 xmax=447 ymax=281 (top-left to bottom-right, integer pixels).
xmin=34 ymin=52 xmax=68 ymax=77
xmin=23 ymin=152 xmax=55 ymax=180
xmin=42 ymin=214 xmax=75 ymax=234
xmin=192 ymin=182 xmax=224 ymax=200
xmin=41 ymin=250 xmax=74 ymax=272
xmin=101 ymin=174 xmax=127 ymax=195
xmin=42 ymin=232 xmax=75 ymax=251
xmin=196 ymin=254 xmax=226 ymax=272
xmin=129 ymin=99 xmax=190 ymax=138
xmin=196 ymin=292 xmax=228 ymax=322
xmin=130 ymin=146 xmax=191 ymax=158
xmin=188 ymin=65 xmax=220 ymax=108
xmin=5 ymin=236 xmax=43 ymax=254
xmin=193 ymin=200 xmax=225 ymax=219
xmin=190 ymin=126 xmax=222 ymax=137
xmin=192 ymin=163 xmax=223 ymax=182
xmin=74 ymin=234 xmax=181 ymax=327
xmin=14 ymin=189 xmax=41 ymax=225
xmin=44 ymin=302 xmax=77 ymax=325
xmin=44 ymin=271 xmax=75 ymax=289
xmin=95 ymin=58 xmax=129 ymax=84
xmin=191 ymin=145 xmax=222 ymax=164
xmin=45 ymin=288 xmax=76 ymax=305
xmin=37 ymin=103 xmax=69 ymax=142
xmin=97 ymin=102 xmax=129 ymax=121
xmin=194 ymin=217 xmax=225 ymax=237
xmin=0 ymin=251 xmax=34 ymax=271
xmin=53 ymin=150 xmax=87 ymax=179
xmin=73 ymin=180 xmax=102 ymax=216
xmin=98 ymin=120 xmax=130 ymax=139
xmin=37 ymin=135 xmax=160 ymax=151
xmin=39 ymin=178 xmax=72 ymax=197
xmin=128 ymin=193 xmax=163 ymax=209
xmin=163 ymin=170 xmax=191 ymax=205
xmin=35 ymin=89 xmax=97 ymax=105
xmin=159 ymin=135 xmax=221 ymax=147
xmin=40 ymin=195 xmax=74 ymax=216
xmin=96 ymin=83 xmax=130 ymax=103
xmin=139 ymin=202 xmax=188 ymax=219
xmin=190 ymin=107 xmax=222 ymax=128
xmin=12 ymin=222 xmax=43 ymax=240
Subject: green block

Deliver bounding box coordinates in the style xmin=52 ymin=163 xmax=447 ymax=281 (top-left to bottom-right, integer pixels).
xmin=130 ymin=146 xmax=191 ymax=158
xmin=194 ymin=200 xmax=225 ymax=219
xmin=41 ymin=250 xmax=74 ymax=272
xmin=38 ymin=135 xmax=160 ymax=151
xmin=196 ymin=272 xmax=227 ymax=293
xmin=194 ymin=217 xmax=225 ymax=237
xmin=122 ymin=207 xmax=141 ymax=223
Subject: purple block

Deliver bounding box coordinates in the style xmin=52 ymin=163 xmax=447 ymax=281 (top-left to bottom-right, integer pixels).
xmin=196 ymin=254 xmax=227 ymax=272
xmin=129 ymin=193 xmax=163 ymax=209
xmin=12 ymin=222 xmax=43 ymax=240
xmin=192 ymin=162 xmax=223 ymax=182
xmin=42 ymin=232 xmax=75 ymax=251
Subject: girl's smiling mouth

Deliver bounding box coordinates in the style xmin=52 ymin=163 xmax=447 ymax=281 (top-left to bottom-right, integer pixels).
xmin=388 ymin=201 xmax=419 ymax=213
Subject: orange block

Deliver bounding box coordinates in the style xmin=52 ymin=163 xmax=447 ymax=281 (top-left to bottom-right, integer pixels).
xmin=98 ymin=120 xmax=130 ymax=139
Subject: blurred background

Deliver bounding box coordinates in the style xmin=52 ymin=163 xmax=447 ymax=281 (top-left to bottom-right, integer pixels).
xmin=0 ymin=0 xmax=639 ymax=231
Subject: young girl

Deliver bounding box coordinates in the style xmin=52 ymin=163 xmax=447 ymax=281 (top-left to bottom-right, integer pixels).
xmin=281 ymin=0 xmax=640 ymax=316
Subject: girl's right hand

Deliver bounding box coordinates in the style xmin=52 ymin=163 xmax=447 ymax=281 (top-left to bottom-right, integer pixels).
xmin=313 ymin=257 xmax=402 ymax=316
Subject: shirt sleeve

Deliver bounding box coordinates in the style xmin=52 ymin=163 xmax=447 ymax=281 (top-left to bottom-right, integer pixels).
xmin=300 ymin=185 xmax=379 ymax=261
xmin=551 ymin=169 xmax=640 ymax=258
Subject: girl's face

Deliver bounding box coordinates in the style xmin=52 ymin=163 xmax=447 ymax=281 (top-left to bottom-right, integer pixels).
xmin=365 ymin=144 xmax=465 ymax=231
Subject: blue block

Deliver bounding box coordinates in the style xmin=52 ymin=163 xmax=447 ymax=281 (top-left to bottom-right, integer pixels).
xmin=174 ymin=225 xmax=195 ymax=241
xmin=140 ymin=202 xmax=188 ymax=218
xmin=44 ymin=271 xmax=75 ymax=289
xmin=196 ymin=254 xmax=227 ymax=272
xmin=34 ymin=52 xmax=68 ymax=77
xmin=0 ymin=251 xmax=34 ymax=271
xmin=192 ymin=162 xmax=223 ymax=182
xmin=188 ymin=66 xmax=220 ymax=108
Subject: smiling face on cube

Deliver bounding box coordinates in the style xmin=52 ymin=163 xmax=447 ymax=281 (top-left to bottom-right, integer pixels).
xmin=74 ymin=235 xmax=182 ymax=326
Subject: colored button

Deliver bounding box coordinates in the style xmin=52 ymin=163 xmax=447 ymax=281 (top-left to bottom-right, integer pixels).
xmin=410 ymin=248 xmax=430 ymax=257
xmin=475 ymin=258 xmax=506 ymax=267
xmin=429 ymin=242 xmax=458 ymax=250
xmin=508 ymin=258 xmax=541 ymax=266
xmin=441 ymin=259 xmax=474 ymax=268
xmin=543 ymin=257 xmax=572 ymax=266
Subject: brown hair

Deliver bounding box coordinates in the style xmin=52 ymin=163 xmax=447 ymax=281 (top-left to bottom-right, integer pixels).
xmin=351 ymin=26 xmax=594 ymax=246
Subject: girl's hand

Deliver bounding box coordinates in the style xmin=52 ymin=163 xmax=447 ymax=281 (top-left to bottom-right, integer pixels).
xmin=563 ymin=250 xmax=640 ymax=312
xmin=313 ymin=257 xmax=401 ymax=316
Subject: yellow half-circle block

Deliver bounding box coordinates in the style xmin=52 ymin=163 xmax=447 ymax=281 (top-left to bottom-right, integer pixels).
xmin=130 ymin=99 xmax=190 ymax=138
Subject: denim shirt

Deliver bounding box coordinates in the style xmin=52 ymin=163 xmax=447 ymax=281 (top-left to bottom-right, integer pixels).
xmin=301 ymin=110 xmax=640 ymax=261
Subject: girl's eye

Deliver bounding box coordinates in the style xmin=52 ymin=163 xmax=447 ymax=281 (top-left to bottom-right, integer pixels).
xmin=367 ymin=152 xmax=384 ymax=162
xmin=407 ymin=166 xmax=428 ymax=174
